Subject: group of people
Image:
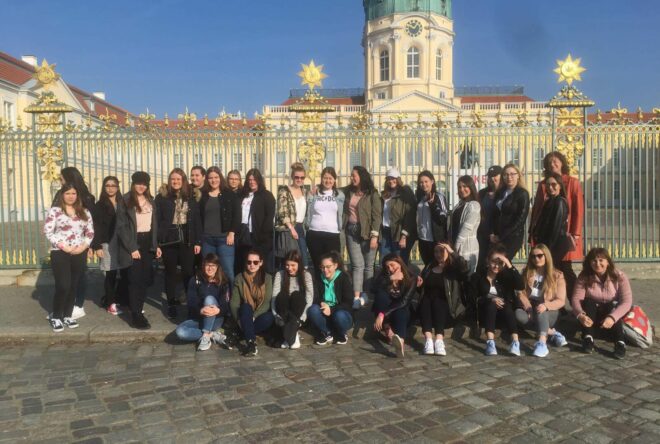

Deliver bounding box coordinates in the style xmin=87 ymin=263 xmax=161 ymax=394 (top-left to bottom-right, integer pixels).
xmin=43 ymin=151 xmax=635 ymax=359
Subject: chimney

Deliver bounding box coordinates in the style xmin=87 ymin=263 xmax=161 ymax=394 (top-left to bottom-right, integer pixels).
xmin=21 ymin=55 xmax=38 ymax=67
xmin=92 ymin=92 xmax=106 ymax=101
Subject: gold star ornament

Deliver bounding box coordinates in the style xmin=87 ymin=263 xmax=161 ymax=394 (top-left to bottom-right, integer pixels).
xmin=554 ymin=54 xmax=586 ymax=85
xmin=298 ymin=60 xmax=328 ymax=90
xmin=33 ymin=59 xmax=61 ymax=88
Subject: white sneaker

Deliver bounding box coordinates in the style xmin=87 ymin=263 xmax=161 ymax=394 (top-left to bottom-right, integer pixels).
xmin=423 ymin=338 xmax=434 ymax=355
xmin=290 ymin=333 xmax=301 ymax=349
xmin=392 ymin=334 xmax=405 ymax=358
xmin=280 ymin=341 xmax=289 ymax=349
xmin=71 ymin=305 xmax=86 ymax=320
xmin=434 ymin=339 xmax=446 ymax=356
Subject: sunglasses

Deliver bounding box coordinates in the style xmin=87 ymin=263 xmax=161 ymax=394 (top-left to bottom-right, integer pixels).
xmin=531 ymin=253 xmax=545 ymax=259
xmin=293 ymin=175 xmax=305 ymax=180
xmin=246 ymin=260 xmax=261 ymax=265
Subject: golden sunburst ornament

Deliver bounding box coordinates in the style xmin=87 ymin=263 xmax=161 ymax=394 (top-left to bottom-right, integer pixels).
xmin=298 ymin=60 xmax=328 ymax=90
xmin=554 ymin=54 xmax=586 ymax=85
xmin=33 ymin=59 xmax=61 ymax=88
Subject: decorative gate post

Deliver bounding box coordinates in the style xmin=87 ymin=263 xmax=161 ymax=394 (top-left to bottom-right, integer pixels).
xmin=548 ymin=55 xmax=594 ymax=173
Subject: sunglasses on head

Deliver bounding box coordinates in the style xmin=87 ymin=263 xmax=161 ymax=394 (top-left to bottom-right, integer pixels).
xmin=246 ymin=260 xmax=261 ymax=265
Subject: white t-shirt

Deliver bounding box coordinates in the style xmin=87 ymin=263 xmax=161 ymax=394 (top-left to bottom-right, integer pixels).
xmin=488 ymin=285 xmax=498 ymax=299
xmin=294 ymin=195 xmax=306 ymax=224
xmin=309 ymin=190 xmax=339 ymax=233
xmin=242 ymin=193 xmax=254 ymax=231
xmin=530 ymin=273 xmax=544 ymax=300
xmin=382 ymin=197 xmax=393 ymax=228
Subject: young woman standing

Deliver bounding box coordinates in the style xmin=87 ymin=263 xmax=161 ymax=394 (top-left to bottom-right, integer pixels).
xmin=415 ymin=170 xmax=449 ymax=266
xmin=380 ymin=167 xmax=416 ymax=264
xmin=271 ymin=250 xmax=314 ymax=349
xmin=44 ymin=183 xmax=95 ymax=332
xmin=517 ymin=244 xmax=568 ymax=358
xmin=450 ymin=175 xmax=481 ymax=274
xmin=305 ymin=167 xmax=345 ymax=277
xmin=230 ymin=250 xmax=274 ymax=356
xmin=155 ymin=168 xmax=202 ymax=319
xmin=477 ymin=166 xmax=502 ymax=272
xmin=116 ymin=172 xmax=161 ymax=329
xmin=531 ymin=173 xmax=571 ymax=269
xmin=343 ymin=166 xmax=382 ymax=305
xmin=491 ymin=164 xmax=530 ymax=260
xmin=275 ymin=162 xmax=311 ymax=268
xmin=91 ymin=176 xmax=125 ymax=315
xmin=199 ymin=166 xmax=240 ymax=285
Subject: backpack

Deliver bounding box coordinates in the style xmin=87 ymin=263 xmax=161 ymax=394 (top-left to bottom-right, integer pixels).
xmin=622 ymin=305 xmax=653 ymax=348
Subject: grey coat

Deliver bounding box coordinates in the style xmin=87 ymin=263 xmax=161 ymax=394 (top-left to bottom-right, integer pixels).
xmin=115 ymin=193 xmax=158 ymax=270
xmin=451 ymin=200 xmax=481 ymax=274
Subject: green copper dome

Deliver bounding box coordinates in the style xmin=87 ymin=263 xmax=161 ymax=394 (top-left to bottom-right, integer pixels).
xmin=363 ymin=0 xmax=452 ymax=21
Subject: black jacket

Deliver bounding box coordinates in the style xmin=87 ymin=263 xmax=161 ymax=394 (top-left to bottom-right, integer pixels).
xmin=90 ymin=199 xmax=123 ymax=250
xmin=199 ymin=190 xmax=241 ymax=235
xmin=115 ymin=194 xmax=159 ymax=269
xmin=372 ymin=264 xmax=421 ymax=317
xmin=244 ymin=189 xmax=276 ymax=250
xmin=314 ymin=271 xmax=353 ymax=313
xmin=469 ymin=266 xmax=524 ymax=306
xmin=531 ymin=195 xmax=568 ymax=251
xmin=186 ymin=276 xmax=230 ymax=321
xmin=420 ymin=253 xmax=470 ymax=319
xmin=493 ymin=187 xmax=530 ymax=258
xmin=155 ymin=186 xmax=202 ymax=247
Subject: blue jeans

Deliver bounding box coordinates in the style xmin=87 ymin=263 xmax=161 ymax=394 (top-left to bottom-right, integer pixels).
xmin=202 ymin=234 xmax=235 ymax=285
xmin=373 ymin=288 xmax=410 ymax=339
xmin=175 ymin=318 xmax=224 ymax=342
xmin=307 ymin=304 xmax=353 ymax=338
xmin=293 ymin=223 xmax=312 ymax=268
xmin=380 ymin=226 xmax=412 ymax=264
xmin=238 ymin=303 xmax=275 ymax=341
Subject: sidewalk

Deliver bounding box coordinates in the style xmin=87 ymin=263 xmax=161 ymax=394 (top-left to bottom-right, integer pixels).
xmin=0 ymin=271 xmax=658 ymax=345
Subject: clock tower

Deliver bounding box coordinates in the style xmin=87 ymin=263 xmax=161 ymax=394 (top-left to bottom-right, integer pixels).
xmin=362 ymin=0 xmax=455 ymax=105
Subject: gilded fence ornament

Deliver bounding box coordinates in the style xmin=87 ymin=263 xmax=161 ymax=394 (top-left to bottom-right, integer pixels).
xmin=431 ymin=110 xmax=446 ymax=128
xmin=390 ymin=112 xmax=408 ymax=130
xmin=298 ymin=138 xmax=325 ymax=185
xmin=137 ymin=109 xmax=156 ymax=131
xmin=513 ymin=109 xmax=529 ymax=127
xmin=553 ymin=54 xmax=586 ymax=85
xmin=37 ymin=113 xmax=61 ymax=132
xmin=471 ymin=110 xmax=485 ymax=128
xmin=214 ymin=112 xmax=235 ymax=131
xmin=650 ymin=108 xmax=660 ymax=125
xmin=32 ymin=59 xmax=61 ymax=89
xmin=455 ymin=111 xmax=462 ymax=127
xmin=252 ymin=113 xmax=270 ymax=131
xmin=350 ymin=111 xmax=371 ymax=130
xmin=0 ymin=117 xmax=9 ymax=133
xmin=177 ymin=108 xmax=197 ymax=130
xmin=36 ymin=138 xmax=64 ymax=182
xmin=65 ymin=120 xmax=77 ymax=132
xmin=610 ymin=103 xmax=630 ymax=125
xmin=557 ymin=108 xmax=583 ymax=127
xmin=336 ymin=114 xmax=344 ymax=128
xmin=99 ymin=109 xmax=117 ymax=132
xmin=495 ymin=110 xmax=503 ymax=126
xmin=637 ymin=107 xmax=644 ymax=121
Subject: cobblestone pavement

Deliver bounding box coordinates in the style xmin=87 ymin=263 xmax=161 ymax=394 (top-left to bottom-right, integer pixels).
xmin=1 ymin=335 xmax=659 ymax=444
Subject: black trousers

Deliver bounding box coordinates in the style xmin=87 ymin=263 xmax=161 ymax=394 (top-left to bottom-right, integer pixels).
xmin=275 ymin=290 xmax=308 ymax=344
xmin=162 ymin=242 xmax=195 ymax=306
xmin=557 ymin=261 xmax=577 ymax=301
xmin=50 ymin=249 xmax=87 ymax=320
xmin=582 ymin=299 xmax=625 ymax=343
xmin=479 ymin=298 xmax=518 ymax=335
xmin=128 ymin=232 xmax=155 ymax=316
xmin=418 ymin=240 xmax=436 ymax=266
xmin=307 ymin=230 xmax=341 ymax=276
xmin=419 ymin=294 xmax=450 ymax=335
xmin=103 ymin=270 xmax=118 ymax=307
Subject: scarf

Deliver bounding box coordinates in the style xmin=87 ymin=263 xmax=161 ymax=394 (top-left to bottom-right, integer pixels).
xmin=321 ymin=270 xmax=340 ymax=307
xmin=242 ymin=271 xmax=265 ymax=311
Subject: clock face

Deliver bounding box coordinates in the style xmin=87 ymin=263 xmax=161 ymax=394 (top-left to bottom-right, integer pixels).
xmin=405 ymin=20 xmax=422 ymax=37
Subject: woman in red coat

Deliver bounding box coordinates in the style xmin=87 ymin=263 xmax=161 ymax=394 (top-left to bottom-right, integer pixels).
xmin=530 ymin=151 xmax=584 ymax=297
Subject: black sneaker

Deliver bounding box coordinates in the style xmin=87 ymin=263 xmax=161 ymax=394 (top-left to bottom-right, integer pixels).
xmin=334 ymin=335 xmax=348 ymax=345
xmin=245 ymin=340 xmax=258 ymax=357
xmin=62 ymin=317 xmax=79 ymax=329
xmin=167 ymin=305 xmax=178 ymax=320
xmin=582 ymin=335 xmax=594 ymax=354
xmin=614 ymin=341 xmax=626 ymax=359
xmin=315 ymin=334 xmax=333 ymax=345
xmin=50 ymin=318 xmax=64 ymax=333
xmin=132 ymin=314 xmax=151 ymax=330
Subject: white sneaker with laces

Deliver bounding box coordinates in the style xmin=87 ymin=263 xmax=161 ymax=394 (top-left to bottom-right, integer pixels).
xmin=434 ymin=339 xmax=446 ymax=356
xmin=290 ymin=333 xmax=301 ymax=349
xmin=71 ymin=305 xmax=86 ymax=320
xmin=423 ymin=339 xmax=434 ymax=355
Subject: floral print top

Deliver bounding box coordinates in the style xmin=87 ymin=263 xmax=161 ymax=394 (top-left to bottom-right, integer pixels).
xmin=43 ymin=206 xmax=95 ymax=251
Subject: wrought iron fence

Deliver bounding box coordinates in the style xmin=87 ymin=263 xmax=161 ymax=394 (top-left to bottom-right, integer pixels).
xmin=0 ymin=122 xmax=658 ymax=267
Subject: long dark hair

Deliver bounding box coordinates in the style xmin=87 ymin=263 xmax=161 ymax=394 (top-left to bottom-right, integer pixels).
xmin=281 ymin=250 xmax=305 ymax=299
xmin=199 ymin=253 xmax=228 ymax=286
xmin=167 ymin=168 xmax=191 ymax=201
xmin=415 ymin=170 xmax=437 ymax=201
xmin=127 ymin=180 xmax=153 ymax=213
xmin=350 ymin=166 xmax=375 ymax=194
xmin=544 ymin=172 xmax=566 ymax=199
xmin=98 ymin=176 xmax=121 ymax=210
xmin=579 ymin=247 xmax=619 ymax=285
xmin=319 ymin=250 xmax=347 ymax=274
xmin=457 ymin=175 xmax=478 ymax=202
xmin=205 ymin=166 xmax=226 ymax=192
xmin=60 ymin=166 xmax=93 ymax=206
xmin=543 ymin=151 xmax=570 ymax=177
xmin=56 ymin=183 xmax=88 ymax=220
xmin=242 ymin=168 xmax=266 ymax=196
xmin=381 ymin=253 xmax=413 ymax=290
xmin=244 ymin=249 xmax=266 ymax=286
xmin=319 ymin=166 xmax=338 ymax=195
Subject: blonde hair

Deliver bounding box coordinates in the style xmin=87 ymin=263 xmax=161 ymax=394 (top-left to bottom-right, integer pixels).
xmin=290 ymin=162 xmax=305 ymax=177
xmin=523 ymin=244 xmax=557 ymax=297
xmin=502 ymin=163 xmax=527 ymax=191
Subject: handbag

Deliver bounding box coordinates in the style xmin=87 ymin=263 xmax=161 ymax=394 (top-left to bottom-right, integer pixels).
xmin=623 ymin=305 xmax=653 ymax=348
xmin=159 ymin=224 xmax=183 ymax=247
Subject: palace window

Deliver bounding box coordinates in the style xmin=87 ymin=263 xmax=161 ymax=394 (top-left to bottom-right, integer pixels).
xmin=350 ymin=150 xmax=362 ymax=168
xmin=592 ymin=147 xmax=603 ymax=167
xmin=613 ymin=181 xmax=620 ymax=201
xmin=251 ymin=152 xmax=263 ymax=170
xmin=592 ymin=180 xmax=600 ymax=201
xmin=3 ymin=101 xmax=15 ymax=126
xmin=484 ymin=148 xmax=494 ymax=169
xmin=276 ymin=151 xmax=287 ymax=175
xmin=435 ymin=49 xmax=442 ymax=80
xmin=325 ymin=149 xmax=335 ymax=168
xmin=173 ymin=153 xmax=184 ymax=169
xmin=533 ymin=147 xmax=545 ymax=171
xmin=407 ymin=47 xmax=420 ymax=78
xmin=379 ymin=50 xmax=389 ymax=82
xmin=506 ymin=147 xmax=520 ymax=165
xmin=233 ymin=151 xmax=243 ymax=172
xmin=212 ymin=153 xmax=222 ymax=170
xmin=193 ymin=153 xmax=204 ymax=167
xmin=376 ymin=91 xmax=387 ymax=100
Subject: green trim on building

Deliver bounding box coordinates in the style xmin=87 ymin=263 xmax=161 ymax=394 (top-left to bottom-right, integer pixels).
xmin=363 ymin=0 xmax=452 ymax=21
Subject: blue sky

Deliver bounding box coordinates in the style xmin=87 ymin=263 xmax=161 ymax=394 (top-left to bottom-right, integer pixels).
xmin=2 ymin=0 xmax=658 ymax=116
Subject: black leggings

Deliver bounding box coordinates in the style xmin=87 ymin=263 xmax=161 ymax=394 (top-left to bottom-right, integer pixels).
xmin=557 ymin=261 xmax=577 ymax=301
xmin=582 ymin=299 xmax=625 ymax=343
xmin=480 ymin=298 xmax=518 ymax=335
xmin=162 ymin=243 xmax=195 ymax=306
xmin=307 ymin=230 xmax=340 ymax=275
xmin=418 ymin=240 xmax=436 ymax=266
xmin=50 ymin=249 xmax=87 ymax=320
xmin=419 ymin=295 xmax=450 ymax=335
xmin=103 ymin=270 xmax=119 ymax=307
xmin=275 ymin=290 xmax=308 ymax=344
